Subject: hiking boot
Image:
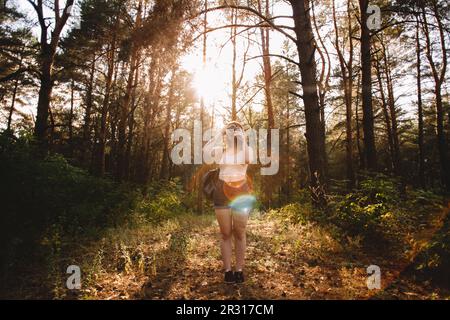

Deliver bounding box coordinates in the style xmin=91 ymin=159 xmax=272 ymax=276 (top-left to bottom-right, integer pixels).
xmin=224 ymin=271 xmax=235 ymax=284
xmin=234 ymin=271 xmax=244 ymax=284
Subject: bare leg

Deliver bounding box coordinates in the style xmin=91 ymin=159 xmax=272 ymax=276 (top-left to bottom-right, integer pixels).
xmin=232 ymin=211 xmax=249 ymax=271
xmin=215 ymin=208 xmax=232 ymax=271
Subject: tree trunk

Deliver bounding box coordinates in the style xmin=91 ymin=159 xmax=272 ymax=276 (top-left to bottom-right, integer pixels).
xmin=381 ymin=41 xmax=401 ymax=175
xmin=95 ymin=37 xmax=116 ymax=176
xmin=34 ymin=53 xmax=53 ymax=144
xmin=258 ymin=0 xmax=275 ymax=207
xmin=139 ymin=53 xmax=164 ymax=184
xmin=32 ymin=0 xmax=75 ymax=146
xmin=359 ymin=0 xmax=377 ymax=171
xmin=125 ymin=51 xmax=141 ymax=181
xmin=117 ymin=2 xmax=142 ymax=181
xmin=421 ymin=4 xmax=449 ymax=190
xmin=7 ymin=45 xmax=24 ymax=132
xmin=69 ymin=79 xmax=75 ymax=157
xmin=138 ymin=55 xmax=157 ymax=184
xmin=375 ymin=59 xmax=395 ymax=172
xmin=117 ymin=51 xmax=138 ymax=180
xmin=285 ymin=61 xmax=291 ymax=199
xmin=332 ymin=0 xmax=355 ymax=189
xmin=416 ymin=18 xmax=425 ymax=187
xmin=355 ymin=71 xmax=364 ymax=171
xmin=345 ymin=2 xmax=355 ymax=188
xmin=231 ymin=7 xmax=238 ymax=121
xmin=160 ymin=68 xmax=177 ymax=180
xmin=312 ymin=1 xmax=330 ymax=185
xmin=289 ymin=0 xmax=327 ymax=206
xmin=7 ymin=75 xmax=20 ymax=132
xmin=435 ymin=86 xmax=449 ymax=188
xmin=196 ymin=1 xmax=208 ymax=214
xmin=82 ymin=54 xmax=96 ymax=166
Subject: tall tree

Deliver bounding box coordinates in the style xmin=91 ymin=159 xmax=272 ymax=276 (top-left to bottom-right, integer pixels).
xmin=332 ymin=0 xmax=355 ymax=188
xmin=382 ymin=42 xmax=401 ymax=176
xmin=289 ymin=0 xmax=327 ymax=205
xmin=375 ymin=56 xmax=395 ymax=172
xmin=421 ymin=1 xmax=449 ymax=189
xmin=257 ymin=0 xmax=276 ymax=207
xmin=415 ymin=16 xmax=425 ymax=187
xmin=358 ymin=0 xmax=377 ymax=171
xmin=27 ymin=0 xmax=75 ymax=145
xmin=116 ymin=1 xmax=143 ymax=181
xmin=1 ymin=3 xmax=35 ymax=132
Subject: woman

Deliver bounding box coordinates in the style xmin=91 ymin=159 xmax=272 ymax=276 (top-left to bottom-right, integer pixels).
xmin=204 ymin=121 xmax=255 ymax=284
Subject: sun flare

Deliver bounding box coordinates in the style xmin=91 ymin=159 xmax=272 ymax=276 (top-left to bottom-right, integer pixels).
xmin=193 ymin=66 xmax=227 ymax=107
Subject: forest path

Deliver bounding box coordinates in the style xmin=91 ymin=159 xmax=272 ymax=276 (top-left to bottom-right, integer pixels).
xmin=83 ymin=208 xmax=448 ymax=300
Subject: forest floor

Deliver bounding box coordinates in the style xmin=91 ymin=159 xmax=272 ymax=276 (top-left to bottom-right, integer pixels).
xmin=52 ymin=205 xmax=449 ymax=300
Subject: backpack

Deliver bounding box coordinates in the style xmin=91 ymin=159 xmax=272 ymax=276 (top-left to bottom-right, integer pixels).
xmin=201 ymin=168 xmax=219 ymax=200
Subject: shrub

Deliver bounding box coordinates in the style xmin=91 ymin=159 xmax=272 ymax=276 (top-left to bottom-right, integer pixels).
xmin=407 ymin=214 xmax=450 ymax=289
xmin=329 ymin=175 xmax=444 ymax=247
xmin=134 ymin=179 xmax=191 ymax=225
xmin=268 ymin=202 xmax=313 ymax=226
xmin=0 ymin=135 xmax=138 ymax=277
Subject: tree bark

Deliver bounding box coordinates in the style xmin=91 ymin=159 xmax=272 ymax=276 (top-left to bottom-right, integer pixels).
xmin=30 ymin=0 xmax=75 ymax=146
xmin=258 ymin=0 xmax=275 ymax=207
xmin=359 ymin=0 xmax=377 ymax=171
xmin=416 ymin=18 xmax=425 ymax=187
xmin=34 ymin=54 xmax=53 ymax=143
xmin=421 ymin=3 xmax=449 ymax=190
xmin=117 ymin=2 xmax=142 ymax=181
xmin=7 ymin=45 xmax=24 ymax=132
xmin=289 ymin=0 xmax=327 ymax=206
xmin=355 ymin=71 xmax=364 ymax=170
xmin=117 ymin=50 xmax=139 ymax=180
xmin=160 ymin=67 xmax=177 ymax=180
xmin=332 ymin=0 xmax=355 ymax=188
xmin=69 ymin=79 xmax=75 ymax=157
xmin=231 ymin=7 xmax=238 ymax=121
xmin=82 ymin=54 xmax=96 ymax=166
xmin=95 ymin=36 xmax=116 ymax=176
xmin=375 ymin=59 xmax=395 ymax=172
xmin=125 ymin=57 xmax=140 ymax=181
xmin=380 ymin=39 xmax=400 ymax=175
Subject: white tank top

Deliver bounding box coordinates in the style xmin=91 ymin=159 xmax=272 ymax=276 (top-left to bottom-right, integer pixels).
xmin=219 ymin=147 xmax=250 ymax=182
xmin=203 ymin=130 xmax=254 ymax=183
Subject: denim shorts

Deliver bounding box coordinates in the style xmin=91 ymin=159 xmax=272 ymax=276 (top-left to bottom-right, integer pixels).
xmin=213 ymin=178 xmax=251 ymax=209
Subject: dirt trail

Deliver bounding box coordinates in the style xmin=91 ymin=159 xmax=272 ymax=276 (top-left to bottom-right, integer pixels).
xmin=81 ymin=210 xmax=447 ymax=300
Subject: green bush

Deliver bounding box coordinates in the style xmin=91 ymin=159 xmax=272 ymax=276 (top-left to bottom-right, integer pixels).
xmin=268 ymin=202 xmax=312 ymax=225
xmin=408 ymin=214 xmax=450 ymax=289
xmin=0 ymin=134 xmax=138 ymax=275
xmin=329 ymin=175 xmax=443 ymax=246
xmin=135 ymin=179 xmax=191 ymax=224
xmin=330 ymin=176 xmax=399 ymax=240
xmin=0 ymin=134 xmax=195 ymax=293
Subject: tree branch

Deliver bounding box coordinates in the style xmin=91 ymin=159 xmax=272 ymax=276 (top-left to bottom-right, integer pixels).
xmin=194 ymin=5 xmax=297 ymax=43
xmin=289 ymin=90 xmax=304 ymax=99
xmin=246 ymin=54 xmax=299 ymax=66
xmin=27 ymin=0 xmax=47 ymax=45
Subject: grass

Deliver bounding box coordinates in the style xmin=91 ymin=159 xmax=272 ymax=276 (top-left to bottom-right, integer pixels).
xmin=0 ymin=138 xmax=448 ymax=299
xmin=4 ymin=203 xmax=448 ymax=300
